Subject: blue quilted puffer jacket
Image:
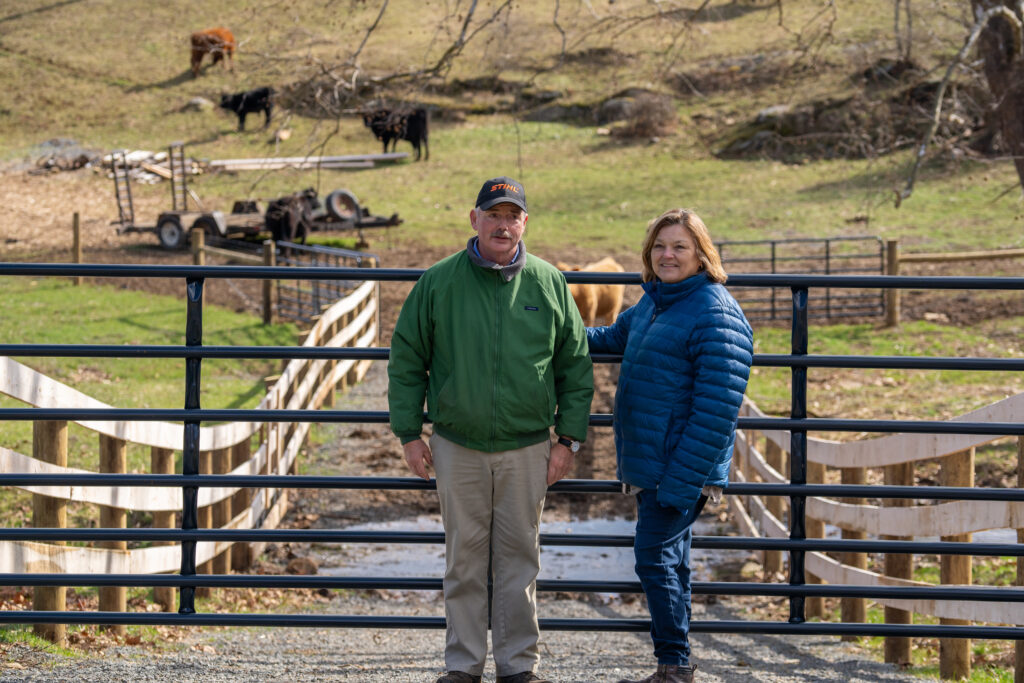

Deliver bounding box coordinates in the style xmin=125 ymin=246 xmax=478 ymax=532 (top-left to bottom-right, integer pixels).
xmin=587 ymin=273 xmax=754 ymax=513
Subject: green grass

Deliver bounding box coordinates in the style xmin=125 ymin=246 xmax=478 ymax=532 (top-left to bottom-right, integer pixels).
xmin=4 ymin=1 xmax=1021 ymax=259
xmin=0 ymin=276 xmax=297 ymax=527
xmin=851 ymin=605 xmax=1018 ymax=682
xmin=745 ymin=317 xmax=1024 ymax=420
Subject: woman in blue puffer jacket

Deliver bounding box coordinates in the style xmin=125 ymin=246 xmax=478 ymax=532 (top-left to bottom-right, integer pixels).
xmin=588 ymin=208 xmax=753 ymax=683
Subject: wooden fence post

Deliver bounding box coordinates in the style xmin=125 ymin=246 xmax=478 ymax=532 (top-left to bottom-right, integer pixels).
xmin=885 ymin=239 xmax=900 ymax=327
xmin=1016 ymin=436 xmax=1023 ymax=683
xmin=806 ymin=460 xmax=826 ymax=619
xmin=323 ymin=307 xmax=337 ymax=408
xmin=342 ymin=309 xmax=355 ymax=389
xmin=231 ymin=439 xmax=253 ymax=571
xmin=736 ymin=431 xmax=752 ymax=513
xmin=197 ymin=449 xmax=213 ymax=598
xmin=71 ymin=213 xmax=82 ymax=287
xmin=98 ymin=434 xmax=126 ymax=636
xmin=212 ymin=447 xmax=232 ymax=577
xmin=150 ymin=447 xmax=176 ymax=612
xmin=192 ymin=228 xmax=205 ymax=266
xmin=764 ymin=439 xmax=785 ymax=577
xmin=940 ymin=448 xmax=974 ymax=681
xmin=840 ymin=465 xmax=867 ymax=639
xmin=883 ymin=461 xmax=914 ymax=666
xmin=262 ymin=241 xmax=276 ymax=325
xmin=32 ymin=421 xmax=67 ymax=646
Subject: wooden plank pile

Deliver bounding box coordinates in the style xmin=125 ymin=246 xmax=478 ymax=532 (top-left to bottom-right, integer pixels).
xmin=209 ymin=152 xmax=408 ymax=171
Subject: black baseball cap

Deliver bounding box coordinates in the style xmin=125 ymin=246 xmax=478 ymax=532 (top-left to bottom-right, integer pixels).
xmin=475 ymin=176 xmax=527 ymax=212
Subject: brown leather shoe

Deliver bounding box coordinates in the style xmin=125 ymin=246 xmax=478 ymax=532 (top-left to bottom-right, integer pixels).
xmin=436 ymin=672 xmax=482 ymax=683
xmin=496 ymin=673 xmax=553 ymax=683
xmin=617 ymin=663 xmax=697 ymax=683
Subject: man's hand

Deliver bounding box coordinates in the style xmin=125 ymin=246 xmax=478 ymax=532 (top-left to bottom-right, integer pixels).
xmin=547 ymin=441 xmax=575 ymax=486
xmin=403 ymin=438 xmax=433 ymax=480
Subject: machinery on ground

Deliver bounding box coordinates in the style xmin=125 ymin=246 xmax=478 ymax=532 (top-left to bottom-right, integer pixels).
xmin=112 ymin=142 xmax=401 ymax=250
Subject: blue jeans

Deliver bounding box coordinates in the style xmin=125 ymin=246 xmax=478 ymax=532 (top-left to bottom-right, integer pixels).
xmin=633 ymin=490 xmax=704 ymax=666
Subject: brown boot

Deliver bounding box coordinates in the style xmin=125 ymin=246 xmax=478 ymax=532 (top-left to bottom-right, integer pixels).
xmin=436 ymin=672 xmax=482 ymax=683
xmin=496 ymin=673 xmax=552 ymax=683
xmin=617 ymin=663 xmax=697 ymax=683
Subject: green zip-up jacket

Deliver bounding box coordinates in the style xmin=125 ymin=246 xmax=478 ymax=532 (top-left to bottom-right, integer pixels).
xmin=388 ymin=248 xmax=594 ymax=452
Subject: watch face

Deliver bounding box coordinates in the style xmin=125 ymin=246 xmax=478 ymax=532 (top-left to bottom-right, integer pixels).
xmin=570 ymin=440 xmax=580 ymax=453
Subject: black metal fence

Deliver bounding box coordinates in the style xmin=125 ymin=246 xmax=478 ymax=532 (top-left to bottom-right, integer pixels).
xmin=201 ymin=237 xmax=379 ymax=325
xmin=718 ymin=236 xmax=884 ymax=322
xmin=274 ymin=242 xmax=378 ymax=324
xmin=0 ymin=262 xmax=1022 ymax=642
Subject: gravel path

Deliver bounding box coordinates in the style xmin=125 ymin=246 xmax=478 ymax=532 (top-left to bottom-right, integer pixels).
xmin=1 ymin=365 xmax=931 ymax=682
xmin=2 ymin=593 xmax=925 ymax=682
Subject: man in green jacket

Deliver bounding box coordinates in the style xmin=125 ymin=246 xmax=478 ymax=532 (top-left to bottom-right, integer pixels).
xmin=388 ymin=176 xmax=594 ymax=683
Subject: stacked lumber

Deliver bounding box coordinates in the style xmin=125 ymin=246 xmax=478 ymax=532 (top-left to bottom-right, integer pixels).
xmin=208 ymin=152 xmax=408 ymax=171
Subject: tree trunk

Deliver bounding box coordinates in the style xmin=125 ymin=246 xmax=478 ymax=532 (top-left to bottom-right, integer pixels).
xmin=972 ymin=1 xmax=1024 ymax=189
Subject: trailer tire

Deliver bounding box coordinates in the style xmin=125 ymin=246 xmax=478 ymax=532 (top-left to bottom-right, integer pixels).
xmin=325 ymin=190 xmax=360 ymax=222
xmin=157 ymin=215 xmax=187 ymax=250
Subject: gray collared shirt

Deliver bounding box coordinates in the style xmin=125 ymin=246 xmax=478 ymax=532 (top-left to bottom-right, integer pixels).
xmin=466 ymin=237 xmax=526 ymax=282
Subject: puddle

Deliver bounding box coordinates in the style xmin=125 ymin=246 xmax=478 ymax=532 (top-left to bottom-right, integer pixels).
xmin=317 ymin=515 xmax=745 ymax=583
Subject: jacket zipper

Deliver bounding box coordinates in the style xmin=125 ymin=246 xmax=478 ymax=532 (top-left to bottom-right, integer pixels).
xmin=490 ymin=273 xmax=501 ymax=448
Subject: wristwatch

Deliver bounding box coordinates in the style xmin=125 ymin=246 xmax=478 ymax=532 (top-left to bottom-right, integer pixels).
xmin=556 ymin=436 xmax=581 ymax=453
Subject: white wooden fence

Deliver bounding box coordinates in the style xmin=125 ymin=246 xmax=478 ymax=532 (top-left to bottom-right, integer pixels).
xmin=732 ymin=392 xmax=1024 ymax=626
xmin=0 ymin=278 xmax=378 ymax=577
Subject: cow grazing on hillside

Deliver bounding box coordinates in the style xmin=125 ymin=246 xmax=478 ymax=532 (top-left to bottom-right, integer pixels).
xmin=557 ymin=257 xmax=626 ymax=327
xmin=220 ymin=87 xmax=273 ymax=131
xmin=362 ymin=107 xmax=429 ymax=161
xmin=191 ymin=27 xmax=235 ymax=77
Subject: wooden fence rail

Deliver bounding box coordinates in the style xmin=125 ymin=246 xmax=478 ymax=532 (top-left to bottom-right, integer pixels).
xmin=0 ymin=278 xmax=379 ymax=644
xmin=886 ymin=239 xmax=1024 ymax=326
xmin=733 ymin=393 xmax=1024 ymax=680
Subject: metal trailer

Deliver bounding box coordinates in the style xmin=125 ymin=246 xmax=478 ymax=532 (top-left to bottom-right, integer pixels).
xmin=112 ymin=142 xmax=402 ymax=250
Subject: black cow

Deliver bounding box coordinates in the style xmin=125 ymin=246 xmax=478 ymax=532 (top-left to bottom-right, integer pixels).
xmin=265 ymin=188 xmax=319 ymax=244
xmin=362 ymin=107 xmax=429 ymax=161
xmin=220 ymin=87 xmax=273 ymax=131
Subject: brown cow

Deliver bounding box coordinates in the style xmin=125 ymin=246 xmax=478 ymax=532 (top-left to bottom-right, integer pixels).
xmin=556 ymin=257 xmax=626 ymax=327
xmin=190 ymin=27 xmax=235 ymax=77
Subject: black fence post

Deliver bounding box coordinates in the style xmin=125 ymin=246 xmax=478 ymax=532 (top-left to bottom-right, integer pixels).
xmin=824 ymin=240 xmax=832 ymax=319
xmin=789 ymin=286 xmax=809 ymax=623
xmin=179 ymin=276 xmax=204 ymax=614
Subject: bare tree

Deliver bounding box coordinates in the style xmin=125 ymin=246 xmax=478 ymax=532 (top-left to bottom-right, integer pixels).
xmin=897 ymin=3 xmax=1021 ymax=205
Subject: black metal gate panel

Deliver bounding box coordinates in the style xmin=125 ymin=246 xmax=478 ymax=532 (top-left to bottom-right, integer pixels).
xmin=718 ymin=236 xmax=884 ymax=322
xmin=274 ymin=242 xmax=378 ymax=324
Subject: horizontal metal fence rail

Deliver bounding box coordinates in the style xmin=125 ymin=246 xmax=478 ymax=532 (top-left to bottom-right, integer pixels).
xmin=0 ymin=262 xmax=1022 ymax=640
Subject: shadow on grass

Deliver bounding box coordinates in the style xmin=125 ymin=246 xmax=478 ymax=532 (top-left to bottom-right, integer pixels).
xmin=0 ymin=0 xmax=85 ymax=25
xmin=126 ymin=69 xmax=197 ymax=93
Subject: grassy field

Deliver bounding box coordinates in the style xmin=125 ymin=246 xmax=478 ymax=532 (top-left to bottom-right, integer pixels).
xmin=2 ymin=0 xmax=1021 ymax=255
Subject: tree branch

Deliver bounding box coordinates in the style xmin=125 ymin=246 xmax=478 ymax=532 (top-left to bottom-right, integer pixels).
xmin=895 ymin=4 xmax=1022 ymax=207
xmin=349 ymin=0 xmax=389 ymax=67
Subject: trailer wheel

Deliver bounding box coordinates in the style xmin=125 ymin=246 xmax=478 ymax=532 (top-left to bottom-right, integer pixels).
xmin=325 ymin=189 xmax=360 ymax=221
xmin=157 ymin=215 xmax=187 ymax=250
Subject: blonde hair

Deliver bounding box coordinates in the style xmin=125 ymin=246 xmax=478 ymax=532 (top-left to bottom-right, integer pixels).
xmin=640 ymin=208 xmax=726 ymax=284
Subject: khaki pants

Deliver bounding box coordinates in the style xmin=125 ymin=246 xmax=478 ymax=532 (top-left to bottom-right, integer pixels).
xmin=430 ymin=433 xmax=551 ymax=677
